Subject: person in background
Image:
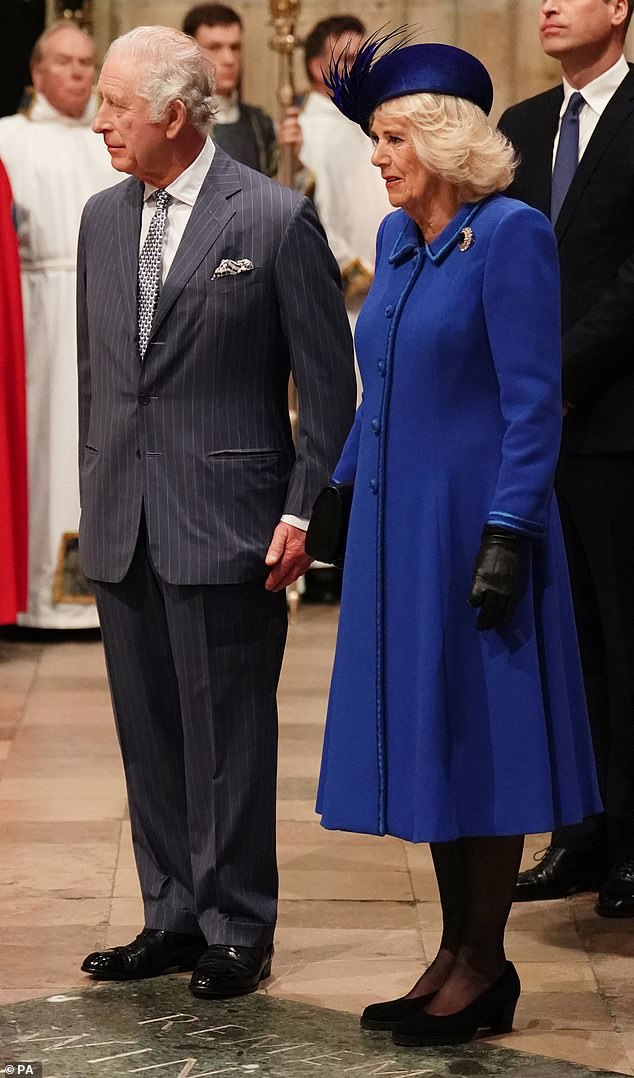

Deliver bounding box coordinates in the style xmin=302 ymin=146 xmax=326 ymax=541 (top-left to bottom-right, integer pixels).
xmin=316 ymin=34 xmax=601 ymax=1047
xmin=0 ymin=22 xmax=120 ymax=629
xmin=0 ymin=159 xmax=27 ymax=626
xmin=300 ymin=16 xmax=389 ymax=329
xmin=499 ymin=0 xmax=634 ymax=918
xmin=299 ymin=16 xmax=390 ymax=603
xmin=77 ymin=26 xmax=355 ymax=999
xmin=183 ymin=3 xmax=277 ymax=176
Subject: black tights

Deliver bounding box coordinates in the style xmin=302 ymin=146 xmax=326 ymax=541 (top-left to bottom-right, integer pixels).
xmin=407 ymin=835 xmax=524 ymax=1014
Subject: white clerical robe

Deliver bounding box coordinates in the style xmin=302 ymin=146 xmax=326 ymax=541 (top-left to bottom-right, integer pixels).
xmin=0 ymin=93 xmax=122 ymax=628
xmin=299 ymin=92 xmax=389 ymax=401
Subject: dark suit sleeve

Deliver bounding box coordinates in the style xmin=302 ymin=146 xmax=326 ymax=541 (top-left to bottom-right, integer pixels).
xmin=76 ymin=210 xmax=90 ymax=501
xmin=274 ymin=196 xmax=356 ymax=519
xmin=561 ymin=257 xmax=634 ymax=403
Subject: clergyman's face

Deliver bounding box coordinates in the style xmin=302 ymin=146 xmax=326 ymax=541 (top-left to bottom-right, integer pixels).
xmin=194 ymin=22 xmax=241 ymax=96
xmin=539 ymin=0 xmax=626 ymax=60
xmin=31 ymin=26 xmax=95 ymax=118
xmin=93 ymin=54 xmax=169 ymax=184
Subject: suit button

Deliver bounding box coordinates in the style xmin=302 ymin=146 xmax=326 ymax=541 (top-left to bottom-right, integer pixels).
xmin=136 ymin=449 xmax=142 ymax=460
xmin=385 ymin=304 xmax=394 ymax=317
xmin=138 ymin=394 xmax=151 ymax=406
xmin=369 ymin=478 xmax=378 ymax=494
xmin=371 ymin=418 xmax=381 ymax=435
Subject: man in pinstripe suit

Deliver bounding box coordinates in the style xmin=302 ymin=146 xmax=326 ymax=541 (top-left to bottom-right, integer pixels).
xmin=78 ymin=26 xmax=355 ymax=998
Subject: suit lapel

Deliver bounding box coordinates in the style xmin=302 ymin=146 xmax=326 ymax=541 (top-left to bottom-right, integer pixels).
xmin=151 ymin=149 xmax=241 ymax=340
xmin=114 ymin=178 xmax=144 ymax=337
xmin=556 ymin=69 xmax=634 ymax=240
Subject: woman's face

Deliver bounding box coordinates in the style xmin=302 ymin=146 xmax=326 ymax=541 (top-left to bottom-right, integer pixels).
xmin=369 ymin=112 xmax=434 ymax=214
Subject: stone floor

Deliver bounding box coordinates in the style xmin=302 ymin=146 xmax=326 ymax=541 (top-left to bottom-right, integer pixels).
xmin=0 ymin=605 xmax=633 ymax=1078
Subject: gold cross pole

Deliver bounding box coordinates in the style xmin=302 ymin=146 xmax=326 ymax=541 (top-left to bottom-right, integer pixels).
xmin=268 ymin=0 xmax=302 ymax=188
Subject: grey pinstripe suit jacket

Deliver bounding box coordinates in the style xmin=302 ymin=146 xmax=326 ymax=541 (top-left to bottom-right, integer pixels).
xmin=77 ymin=147 xmax=356 ymax=585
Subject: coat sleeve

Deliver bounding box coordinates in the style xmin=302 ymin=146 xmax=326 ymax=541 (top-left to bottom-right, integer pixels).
xmin=76 ymin=207 xmax=90 ymax=504
xmin=330 ymin=212 xmax=389 ymax=485
xmin=274 ymin=195 xmax=357 ymax=519
xmin=482 ymin=204 xmax=562 ymax=539
xmin=561 ymin=253 xmax=634 ymax=403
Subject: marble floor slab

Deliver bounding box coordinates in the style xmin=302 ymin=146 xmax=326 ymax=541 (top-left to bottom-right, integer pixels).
xmin=0 ymin=982 xmax=628 ymax=1078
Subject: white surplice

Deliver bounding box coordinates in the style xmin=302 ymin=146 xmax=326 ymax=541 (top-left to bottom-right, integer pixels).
xmin=299 ymin=92 xmax=389 ymax=403
xmin=0 ymin=93 xmax=122 ymax=627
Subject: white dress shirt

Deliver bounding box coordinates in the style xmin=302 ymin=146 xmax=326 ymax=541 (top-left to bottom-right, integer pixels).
xmin=553 ymin=54 xmax=629 ymax=167
xmin=140 ymin=136 xmax=215 ymax=281
xmin=140 ymin=136 xmax=307 ymax=532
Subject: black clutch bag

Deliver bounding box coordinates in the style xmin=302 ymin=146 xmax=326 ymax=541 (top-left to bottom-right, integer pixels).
xmin=305 ymin=482 xmax=354 ymax=567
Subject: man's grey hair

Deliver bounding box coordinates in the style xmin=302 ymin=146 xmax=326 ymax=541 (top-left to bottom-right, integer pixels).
xmin=106 ymin=26 xmax=216 ymax=136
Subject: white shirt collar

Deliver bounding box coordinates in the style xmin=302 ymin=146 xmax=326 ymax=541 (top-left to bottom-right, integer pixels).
xmin=143 ymin=136 xmax=216 ymax=206
xmin=561 ymin=54 xmax=629 ymax=117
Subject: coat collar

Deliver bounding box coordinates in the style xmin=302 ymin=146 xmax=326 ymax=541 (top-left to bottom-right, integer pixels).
xmin=388 ymin=201 xmax=484 ymax=267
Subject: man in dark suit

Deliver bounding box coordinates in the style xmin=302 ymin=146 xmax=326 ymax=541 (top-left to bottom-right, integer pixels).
xmin=77 ymin=25 xmax=355 ymax=995
xmin=183 ymin=4 xmax=278 ymax=176
xmin=499 ymin=0 xmax=634 ymax=916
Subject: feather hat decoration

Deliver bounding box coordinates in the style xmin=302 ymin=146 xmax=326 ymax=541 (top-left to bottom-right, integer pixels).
xmin=324 ymin=26 xmax=494 ymax=134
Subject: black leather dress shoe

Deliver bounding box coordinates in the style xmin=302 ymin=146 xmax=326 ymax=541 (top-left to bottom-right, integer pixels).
xmin=596 ymin=859 xmax=634 ymax=917
xmin=81 ymin=929 xmax=207 ymax=980
xmin=361 ymin=993 xmax=435 ymax=1031
xmin=514 ymin=847 xmax=601 ymax=901
xmin=189 ymin=944 xmax=273 ymax=998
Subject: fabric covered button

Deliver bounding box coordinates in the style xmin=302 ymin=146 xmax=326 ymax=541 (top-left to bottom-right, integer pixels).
xmin=138 ymin=394 xmax=151 ymax=406
xmin=136 ymin=449 xmax=142 ymax=460
xmin=378 ymin=360 xmax=386 ymax=375
xmin=369 ymin=478 xmax=378 ymax=494
xmin=371 ymin=418 xmax=381 ymax=435
xmin=385 ymin=304 xmax=394 ymax=317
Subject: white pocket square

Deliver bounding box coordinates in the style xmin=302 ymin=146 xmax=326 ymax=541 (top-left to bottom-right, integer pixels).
xmin=211 ymin=258 xmax=254 ymax=279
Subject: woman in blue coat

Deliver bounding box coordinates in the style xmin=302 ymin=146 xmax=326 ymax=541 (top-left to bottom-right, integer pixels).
xmin=315 ymin=37 xmax=602 ymax=1047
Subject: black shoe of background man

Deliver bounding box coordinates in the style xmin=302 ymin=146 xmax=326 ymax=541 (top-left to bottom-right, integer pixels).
xmin=596 ymin=859 xmax=634 ymax=917
xmin=514 ymin=846 xmax=603 ymax=902
xmin=81 ymin=928 xmax=207 ymax=980
xmin=302 ymin=567 xmax=342 ymax=603
xmin=190 ymin=943 xmax=273 ymax=998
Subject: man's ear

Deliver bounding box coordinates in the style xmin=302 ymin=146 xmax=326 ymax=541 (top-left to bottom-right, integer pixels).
xmin=165 ymin=98 xmax=188 ymax=139
xmin=613 ymin=0 xmax=630 ymax=29
xmin=31 ymin=62 xmax=43 ymax=92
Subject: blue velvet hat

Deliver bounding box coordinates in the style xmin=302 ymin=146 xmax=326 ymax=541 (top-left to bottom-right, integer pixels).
xmin=325 ymin=28 xmax=494 ymax=134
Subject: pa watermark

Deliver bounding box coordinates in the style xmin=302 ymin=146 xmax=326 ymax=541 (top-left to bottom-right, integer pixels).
xmin=2 ymin=1065 xmax=42 ymax=1077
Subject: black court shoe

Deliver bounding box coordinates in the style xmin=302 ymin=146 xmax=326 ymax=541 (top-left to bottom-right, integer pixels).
xmin=361 ymin=992 xmax=436 ymax=1031
xmin=392 ymin=962 xmax=521 ymax=1047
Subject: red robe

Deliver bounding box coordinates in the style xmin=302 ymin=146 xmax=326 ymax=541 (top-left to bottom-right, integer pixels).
xmin=0 ymin=160 xmax=27 ymax=623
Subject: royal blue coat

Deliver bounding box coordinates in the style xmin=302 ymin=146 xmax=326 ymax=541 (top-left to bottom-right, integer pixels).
xmin=316 ymin=195 xmax=602 ymax=842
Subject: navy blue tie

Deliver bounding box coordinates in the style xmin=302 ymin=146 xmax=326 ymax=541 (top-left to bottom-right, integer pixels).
xmin=550 ymin=92 xmax=584 ymax=223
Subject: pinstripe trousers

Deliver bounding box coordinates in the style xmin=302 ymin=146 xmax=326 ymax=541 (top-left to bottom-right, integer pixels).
xmin=93 ymin=520 xmax=287 ymax=947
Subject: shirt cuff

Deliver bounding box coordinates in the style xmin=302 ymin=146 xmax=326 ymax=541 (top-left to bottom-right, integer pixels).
xmin=281 ymin=514 xmax=309 ymax=531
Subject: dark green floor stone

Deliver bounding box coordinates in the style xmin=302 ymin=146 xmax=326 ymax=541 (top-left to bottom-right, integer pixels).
xmin=0 ymin=980 xmax=623 ymax=1078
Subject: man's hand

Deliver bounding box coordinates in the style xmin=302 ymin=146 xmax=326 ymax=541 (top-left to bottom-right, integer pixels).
xmin=265 ymin=521 xmax=312 ymax=592
xmin=277 ymin=106 xmax=303 ymax=154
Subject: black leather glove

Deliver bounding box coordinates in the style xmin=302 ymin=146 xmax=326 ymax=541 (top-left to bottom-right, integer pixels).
xmin=468 ymin=525 xmax=528 ymax=631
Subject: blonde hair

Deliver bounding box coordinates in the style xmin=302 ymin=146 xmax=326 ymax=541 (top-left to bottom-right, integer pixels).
xmin=106 ymin=26 xmax=216 ymax=137
xmin=375 ymin=93 xmax=516 ymax=202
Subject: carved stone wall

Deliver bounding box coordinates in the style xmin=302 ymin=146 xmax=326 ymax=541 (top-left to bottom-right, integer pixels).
xmin=82 ymin=0 xmax=631 ymax=122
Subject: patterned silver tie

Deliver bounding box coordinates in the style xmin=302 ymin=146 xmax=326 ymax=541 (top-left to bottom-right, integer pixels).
xmin=137 ymin=188 xmax=170 ymax=359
